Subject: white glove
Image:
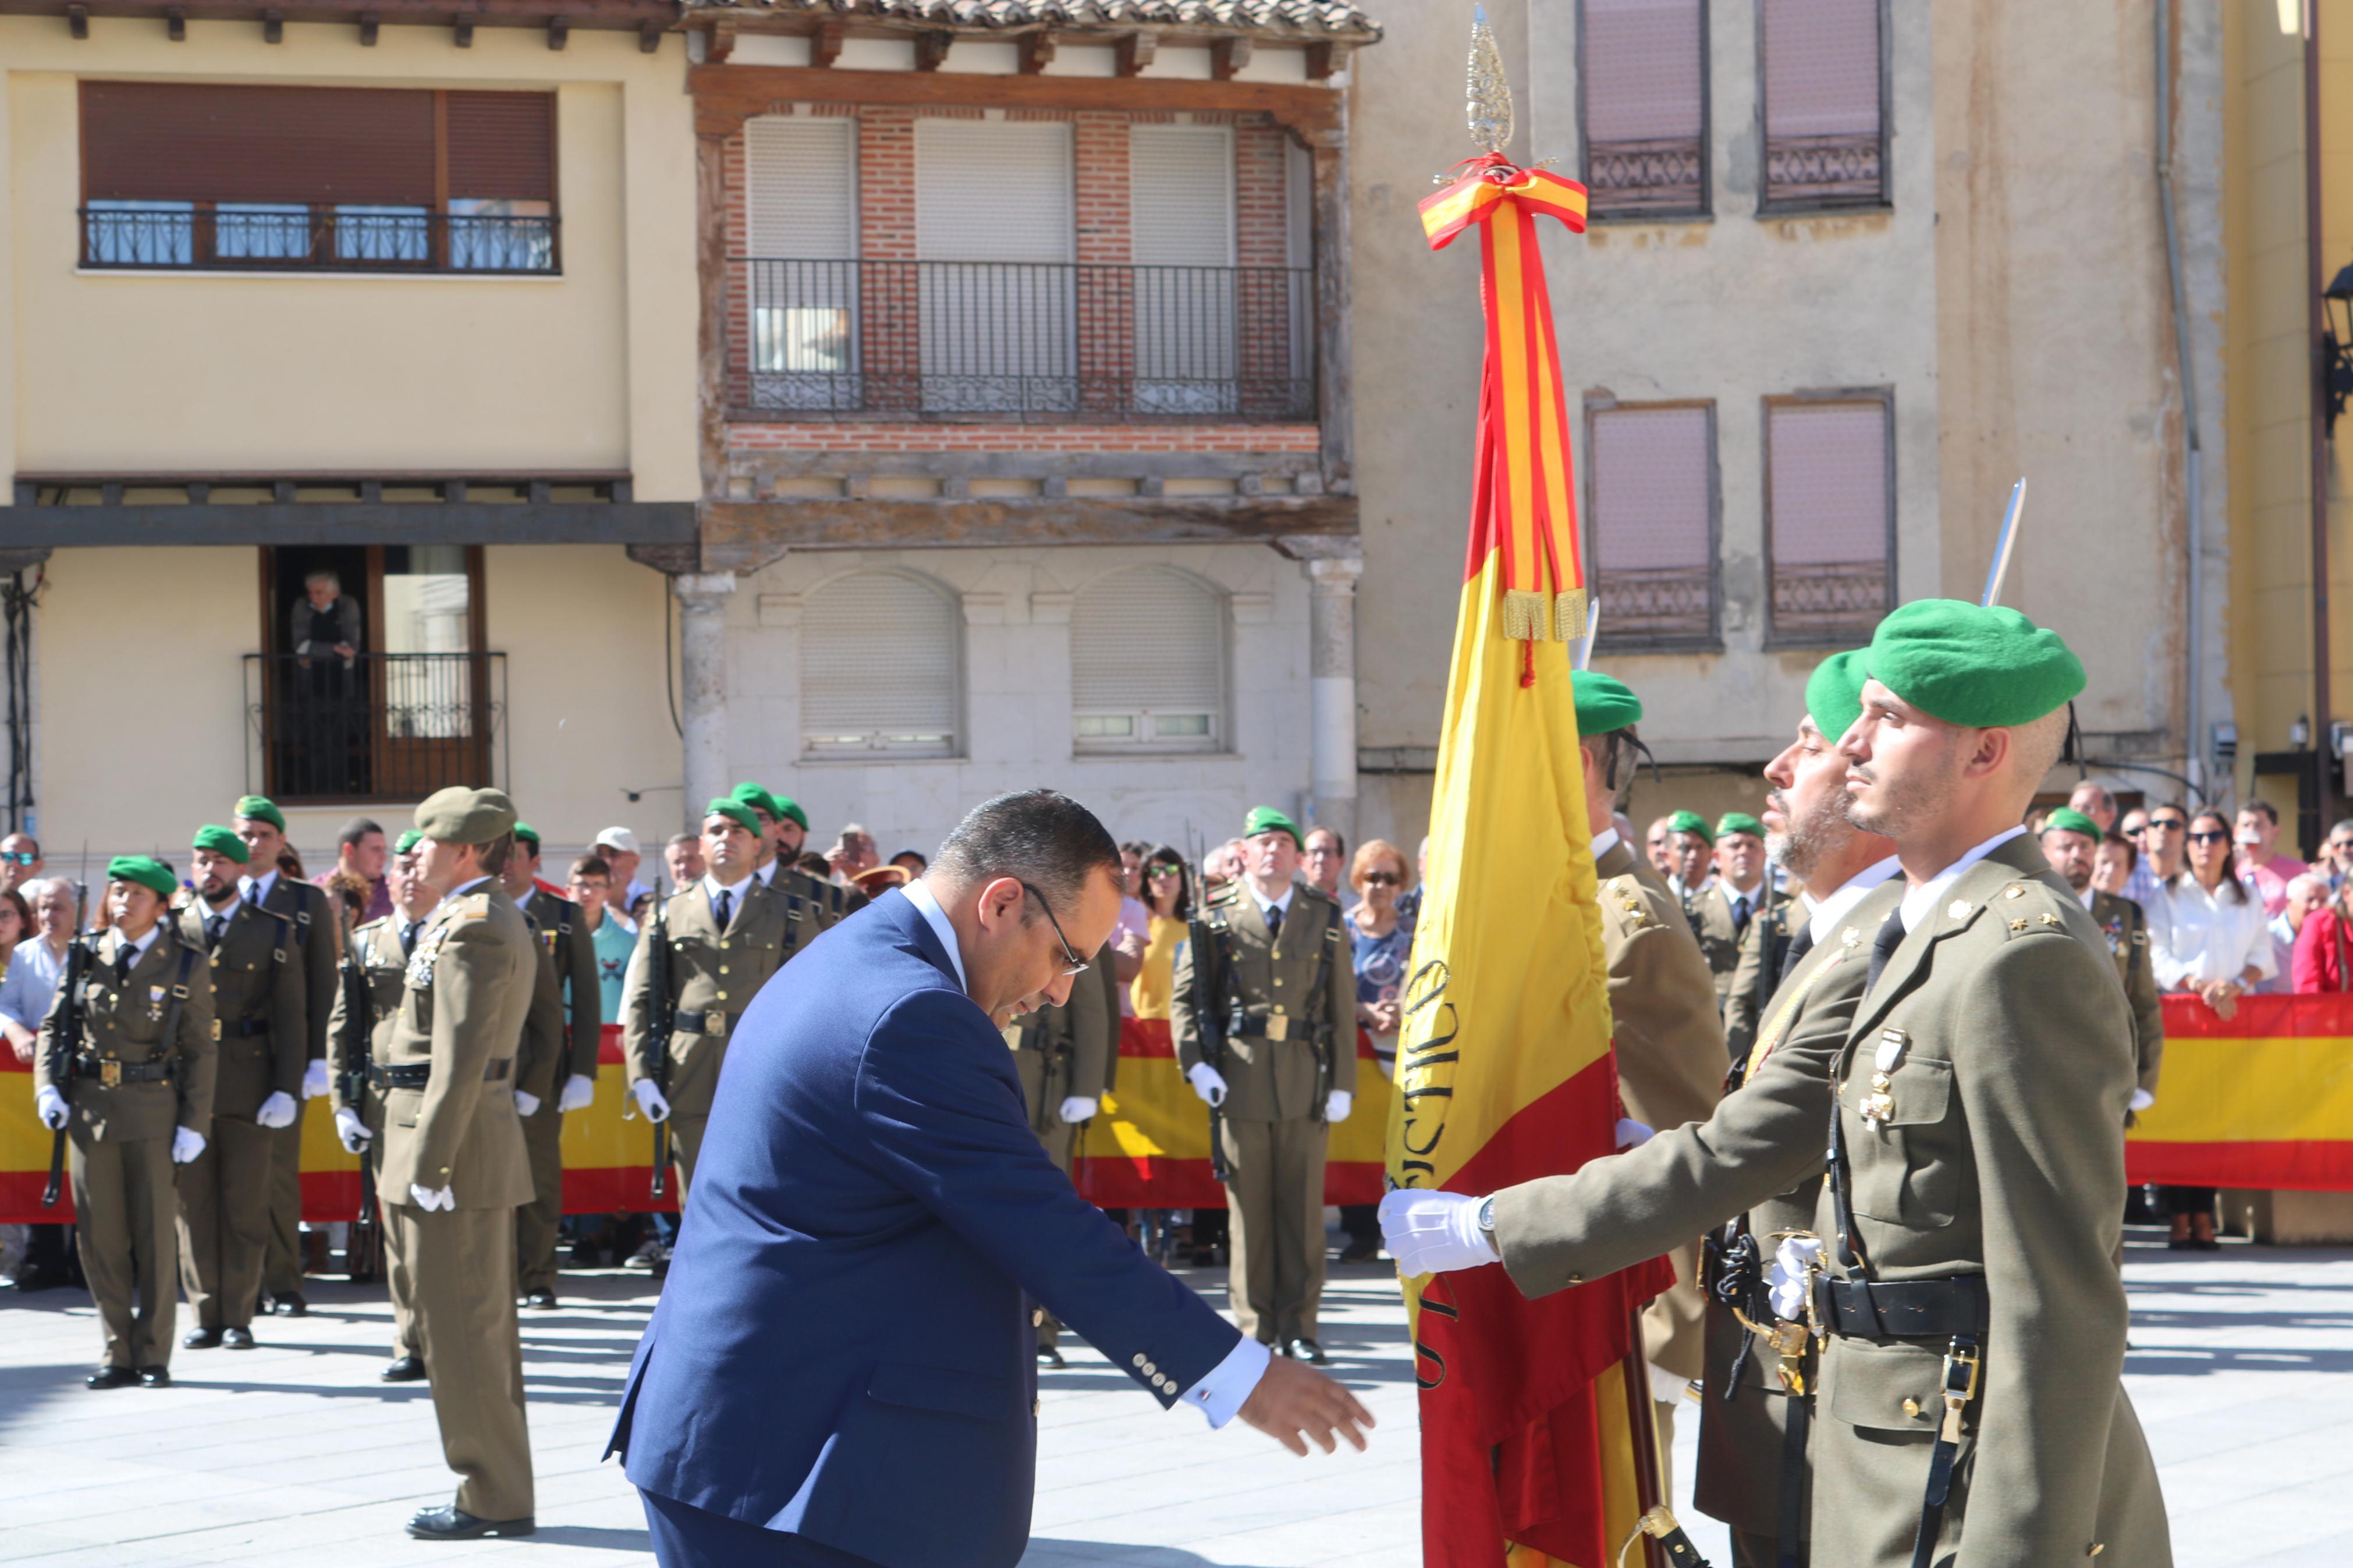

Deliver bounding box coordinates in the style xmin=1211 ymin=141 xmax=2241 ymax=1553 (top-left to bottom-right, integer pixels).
xmin=559 ymin=1072 xmax=597 ymax=1114
xmin=514 ymin=1090 xmax=541 ymax=1118
xmin=333 ymin=1107 xmax=372 ymax=1153
xmin=1057 ymin=1095 xmax=1098 ymax=1125
xmin=2128 ymin=1087 xmax=2156 ymax=1113
xmin=1614 ymin=1118 xmax=1654 ymax=1149
xmin=630 ymin=1078 xmax=672 ymax=1123
xmin=1768 ymin=1235 xmax=1823 ymax=1321
xmin=1649 ymin=1360 xmax=1694 ymax=1405
xmin=171 ymin=1126 xmax=207 ymax=1165
xmin=1186 ymin=1063 xmax=1229 ymax=1107
xmin=301 ymin=1059 xmax=331 ymax=1100
xmin=409 ymin=1182 xmax=455 ymax=1212
xmin=1326 ymin=1090 xmax=1353 ymax=1124
xmin=1378 ymin=1188 xmax=1499 ymax=1277
xmin=34 ymin=1086 xmax=68 ymax=1131
xmin=254 ymin=1091 xmax=298 ymax=1130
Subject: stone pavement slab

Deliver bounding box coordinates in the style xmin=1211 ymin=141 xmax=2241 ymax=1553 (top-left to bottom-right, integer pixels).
xmin=0 ymin=1235 xmax=2345 ymax=1565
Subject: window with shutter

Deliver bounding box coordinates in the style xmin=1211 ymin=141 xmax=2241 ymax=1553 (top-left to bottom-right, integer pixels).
xmin=1765 ymin=397 xmax=1893 ymax=645
xmin=744 ymin=117 xmax=860 ymax=411
xmin=1760 ymin=0 xmax=1884 ymax=209
xmin=1580 ymin=0 xmax=1709 ymax=219
xmin=915 ymin=119 xmax=1074 ymax=413
xmin=1130 ymin=125 xmax=1236 ymax=415
xmin=800 ymin=572 xmax=960 ymax=759
xmin=1071 ymin=568 xmax=1225 ymax=753
xmin=1588 ymin=404 xmax=1717 ymax=648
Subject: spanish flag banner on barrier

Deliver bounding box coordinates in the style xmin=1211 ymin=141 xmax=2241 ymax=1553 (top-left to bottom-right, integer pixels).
xmin=2127 ymin=993 xmax=2353 ymax=1189
xmin=1397 ymin=155 xmax=1673 ymax=1568
xmin=1076 ymin=1018 xmax=1385 ymax=1208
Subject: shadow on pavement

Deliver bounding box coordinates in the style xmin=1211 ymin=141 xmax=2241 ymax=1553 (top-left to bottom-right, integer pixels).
xmin=517 ymin=1524 xmax=652 ymax=1552
xmin=1023 ymin=1542 xmax=1268 ymax=1567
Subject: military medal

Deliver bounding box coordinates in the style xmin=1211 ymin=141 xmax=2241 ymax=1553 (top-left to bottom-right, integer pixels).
xmin=1862 ymin=1027 xmax=1908 ymax=1130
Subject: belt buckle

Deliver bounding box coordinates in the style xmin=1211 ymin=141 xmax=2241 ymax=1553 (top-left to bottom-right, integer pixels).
xmin=707 ymin=1012 xmax=726 ymax=1040
xmin=1264 ymin=1012 xmax=1289 ymax=1042
xmin=1937 ymin=1335 xmax=1982 ymax=1442
xmin=100 ymin=1059 xmax=122 ymax=1089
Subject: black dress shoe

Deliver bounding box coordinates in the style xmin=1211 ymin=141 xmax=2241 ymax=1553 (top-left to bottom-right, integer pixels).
xmin=2168 ymin=1236 xmax=2193 ymax=1250
xmin=1286 ymin=1338 xmax=1330 ymax=1366
xmin=86 ymin=1364 xmax=138 ymax=1389
xmin=521 ymin=1288 xmax=557 ymax=1310
xmin=1037 ymin=1345 xmax=1066 ymax=1368
xmin=406 ymin=1505 xmax=534 ymax=1540
xmin=137 ymin=1365 xmax=171 ymax=1387
xmin=381 ymin=1354 xmax=426 ymax=1383
xmin=12 ymin=1263 xmax=62 ymax=1293
xmin=223 ymin=1327 xmax=256 ymax=1349
xmin=2194 ymin=1235 xmax=2223 ymax=1251
xmin=183 ymin=1327 xmax=224 ymax=1350
xmin=273 ymin=1292 xmax=308 ymax=1317
xmin=1338 ymin=1243 xmax=1380 ymax=1264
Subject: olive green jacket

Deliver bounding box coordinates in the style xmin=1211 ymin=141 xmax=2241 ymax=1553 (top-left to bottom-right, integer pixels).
xmin=1687 ymin=877 xmax=1778 ymax=1012
xmin=619 ymin=874 xmax=819 ymax=1117
xmin=328 ymin=913 xmax=415 ymax=1131
xmin=513 ymin=906 xmax=569 ymax=1114
xmin=255 ymin=871 xmax=336 ymax=1063
xmin=1006 ymin=945 xmax=1118 ymax=1165
xmin=1723 ymin=897 xmax=1802 ymax=1064
xmin=178 ymin=898 xmax=304 ymax=1119
xmin=36 ymin=924 xmax=217 ymax=1143
xmin=517 ymin=887 xmax=603 ymax=1080
xmin=2089 ymin=888 xmax=2164 ymax=1101
xmin=1169 ymin=881 xmax=1358 ymax=1123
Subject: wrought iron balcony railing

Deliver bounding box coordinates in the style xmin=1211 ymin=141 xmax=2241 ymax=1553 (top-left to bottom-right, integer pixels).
xmin=1592 ymin=564 xmax=1717 ymax=647
xmin=82 ymin=206 xmax=560 ymax=275
xmin=727 ymin=258 xmax=1316 ymax=423
xmin=1770 ymin=560 xmax=1891 ymax=642
xmin=1762 ymin=131 xmax=1886 ymax=209
xmin=245 ymin=653 xmax=507 ymax=803
xmin=1585 ymin=137 xmax=1708 ymax=219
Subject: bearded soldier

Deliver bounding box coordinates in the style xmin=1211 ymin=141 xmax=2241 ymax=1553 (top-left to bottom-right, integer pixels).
xmin=2039 ymin=806 xmax=2164 ymax=1123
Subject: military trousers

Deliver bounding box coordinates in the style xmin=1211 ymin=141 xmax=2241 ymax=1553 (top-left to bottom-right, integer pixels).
xmin=69 ymin=1128 xmax=179 ymax=1368
xmin=388 ymin=1201 xmax=534 ymax=1521
xmin=1217 ymin=1117 xmax=1326 ymax=1345
xmin=516 ymin=1100 xmax=565 ymax=1295
xmin=176 ymin=1113 xmax=275 ymax=1329
xmin=362 ymin=1098 xmax=418 ymax=1357
xmin=669 ymin=1113 xmax=708 ymax=1196
xmin=262 ymin=1115 xmax=305 ymax=1299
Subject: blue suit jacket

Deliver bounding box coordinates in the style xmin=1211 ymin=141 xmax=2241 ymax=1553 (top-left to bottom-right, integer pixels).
xmin=607 ymin=890 xmax=1240 ymax=1567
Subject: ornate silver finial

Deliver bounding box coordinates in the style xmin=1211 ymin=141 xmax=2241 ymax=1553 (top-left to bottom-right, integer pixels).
xmin=1466 ymin=6 xmax=1514 ymax=155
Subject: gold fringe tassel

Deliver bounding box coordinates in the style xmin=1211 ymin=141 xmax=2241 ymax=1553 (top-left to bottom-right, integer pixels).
xmin=1555 ymin=588 xmax=1587 ymax=645
xmin=1500 ymin=589 xmax=1550 ymax=641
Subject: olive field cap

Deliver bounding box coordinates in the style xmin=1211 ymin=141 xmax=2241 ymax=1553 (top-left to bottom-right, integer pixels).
xmin=413 ymin=787 xmax=519 ymax=846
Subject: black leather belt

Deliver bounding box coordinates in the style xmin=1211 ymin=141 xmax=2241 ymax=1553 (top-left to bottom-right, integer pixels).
xmin=673 ymin=1010 xmax=737 ymax=1038
xmin=370 ymin=1058 xmax=512 ymax=1090
xmin=1810 ymin=1274 xmax=1989 ymax=1340
xmin=71 ymin=1055 xmax=172 ymax=1086
xmin=225 ymin=1017 xmax=271 ymax=1039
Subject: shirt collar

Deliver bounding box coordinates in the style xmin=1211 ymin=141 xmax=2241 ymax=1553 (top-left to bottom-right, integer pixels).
xmin=202 ymin=893 xmax=244 ymax=925
xmin=2080 ymin=886 xmax=2098 ymax=911
xmin=242 ymin=867 xmax=279 ymax=905
xmin=1590 ymin=829 xmax=1620 ymax=862
xmin=755 ymin=859 xmax=778 ymax=886
xmin=1807 ymin=855 xmax=1903 ymax=945
xmin=701 ymin=870 xmax=751 ymax=904
xmin=116 ymin=923 xmax=162 ymax=963
xmin=1248 ymin=880 xmax=1296 ymax=919
xmin=449 ymin=875 xmax=492 ymax=899
xmin=1898 ymin=826 xmax=2028 ymax=933
xmin=900 ymin=879 xmax=967 ymax=991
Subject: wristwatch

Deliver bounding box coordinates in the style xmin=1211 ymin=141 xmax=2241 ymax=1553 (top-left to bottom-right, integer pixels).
xmin=1476 ymin=1195 xmax=1497 ymax=1242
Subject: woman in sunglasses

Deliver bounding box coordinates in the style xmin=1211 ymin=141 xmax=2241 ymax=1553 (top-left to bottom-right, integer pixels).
xmin=2150 ymin=807 xmax=2275 ymax=1249
xmin=1126 ymin=848 xmax=1191 ymax=1022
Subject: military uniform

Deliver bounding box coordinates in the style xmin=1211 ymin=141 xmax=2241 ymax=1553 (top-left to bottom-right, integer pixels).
xmin=1689 ymin=878 xmax=1779 ymax=1017
xmin=2088 ymin=887 xmax=2163 ymax=1111
xmin=1723 ymin=896 xmax=1802 ymax=1064
xmin=1170 ymin=880 xmax=1356 ymax=1350
xmin=512 ymin=888 xmax=599 ymax=1302
xmin=36 ymin=919 xmax=217 ymax=1375
xmin=1004 ymin=947 xmax=1119 ymax=1357
xmin=330 ymin=911 xmax=423 ymax=1360
xmin=174 ymin=897 xmax=303 ymax=1336
xmin=619 ymin=873 xmax=825 ymax=1193
xmin=251 ymin=869 xmax=336 ymax=1306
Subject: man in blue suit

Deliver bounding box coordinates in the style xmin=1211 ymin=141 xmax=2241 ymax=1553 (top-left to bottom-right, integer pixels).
xmin=607 ymin=790 xmax=1374 ymax=1567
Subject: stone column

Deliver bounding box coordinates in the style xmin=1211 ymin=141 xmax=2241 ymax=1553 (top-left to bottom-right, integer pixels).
xmin=1304 ymin=553 xmax=1364 ymax=843
xmin=672 ymin=573 xmax=736 ymax=833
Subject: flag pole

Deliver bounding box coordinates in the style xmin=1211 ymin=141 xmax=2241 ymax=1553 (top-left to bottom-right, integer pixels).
xmin=1981 ymin=477 xmax=2027 ymax=608
xmin=1574 ymin=599 xmax=1601 ymax=671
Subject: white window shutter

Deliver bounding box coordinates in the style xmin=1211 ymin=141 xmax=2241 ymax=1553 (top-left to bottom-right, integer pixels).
xmin=744 ymin=116 xmax=855 ymax=259
xmin=1767 ymin=400 xmax=1893 ymax=641
xmin=1589 ymin=404 xmax=1716 ymax=644
xmin=915 ymin=119 xmax=1072 ymax=262
xmin=914 ymin=120 xmax=1074 ymax=412
xmin=1130 ymin=125 xmax=1233 ymax=266
xmin=1072 ymin=568 xmax=1224 ymax=752
xmin=800 ymin=573 xmax=959 ymax=758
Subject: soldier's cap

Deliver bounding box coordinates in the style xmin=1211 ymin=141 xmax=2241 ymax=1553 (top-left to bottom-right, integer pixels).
xmin=1864 ymin=600 xmax=2086 ymax=727
xmin=413 ymin=786 xmax=519 ymax=846
xmin=395 ymin=830 xmax=424 ymax=855
xmin=513 ymin=822 xmax=541 ymax=848
xmin=2041 ymin=806 xmax=2102 ymax=842
xmin=706 ymin=797 xmax=762 ymax=834
xmin=1805 ymin=649 xmax=1870 ymax=741
xmin=191 ymin=824 xmax=250 ymax=864
xmin=233 ymin=795 xmax=285 ymax=831
xmin=1667 ymin=810 xmax=1714 ymax=845
xmin=1570 ymin=670 xmax=1642 ymax=737
xmin=1715 ymin=812 xmax=1766 ymax=842
xmin=1243 ymin=806 xmax=1303 ymax=848
xmin=729 ymin=781 xmax=780 ymax=822
xmin=771 ymin=794 xmax=809 ymax=831
xmin=108 ymin=855 xmax=177 ymax=898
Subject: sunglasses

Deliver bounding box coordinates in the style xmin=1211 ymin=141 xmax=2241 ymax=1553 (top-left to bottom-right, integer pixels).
xmin=0 ymin=851 xmax=33 ymax=866
xmin=1145 ymin=864 xmax=1184 ymax=880
xmin=2147 ymin=819 xmax=2187 ymax=833
xmin=1018 ymin=881 xmax=1089 ymax=977
xmin=2185 ymin=830 xmax=2230 ymax=844
xmin=1361 ymin=871 xmax=1403 ymax=887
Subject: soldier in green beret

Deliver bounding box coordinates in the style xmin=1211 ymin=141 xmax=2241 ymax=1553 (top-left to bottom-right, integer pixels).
xmin=1688 ymin=811 xmax=1781 ymax=1019
xmin=383 ymin=787 xmax=540 ymax=1539
xmin=1663 ymin=808 xmax=1716 ymax=902
xmin=2039 ymin=807 xmax=2163 ymax=1130
xmin=33 ymin=856 xmax=217 ymax=1387
xmin=732 ymin=781 xmax=856 ymax=922
xmin=173 ymin=825 xmax=304 ymax=1352
xmin=230 ymin=794 xmax=337 ymax=1317
xmin=1171 ymin=806 xmax=1357 ymax=1362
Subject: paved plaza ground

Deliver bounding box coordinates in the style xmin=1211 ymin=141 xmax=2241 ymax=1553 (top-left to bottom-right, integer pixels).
xmin=1 ymin=1233 xmax=2347 ymax=1566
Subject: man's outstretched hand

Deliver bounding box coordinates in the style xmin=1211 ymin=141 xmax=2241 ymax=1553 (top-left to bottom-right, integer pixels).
xmin=1236 ymin=1355 xmax=1375 ymax=1457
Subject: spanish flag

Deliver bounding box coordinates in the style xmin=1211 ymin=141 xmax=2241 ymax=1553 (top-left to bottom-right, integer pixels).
xmin=1393 ymin=157 xmax=1671 ymax=1568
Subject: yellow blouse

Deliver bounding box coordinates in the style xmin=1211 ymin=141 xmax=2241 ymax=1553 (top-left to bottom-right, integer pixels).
xmin=1130 ymin=913 xmax=1186 ymax=1021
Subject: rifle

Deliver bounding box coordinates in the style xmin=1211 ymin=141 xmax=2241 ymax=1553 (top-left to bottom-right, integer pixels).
xmin=1308 ymin=912 xmax=1341 ymax=1124
xmin=1187 ymin=899 xmax=1238 ymax=1184
xmin=645 ymin=874 xmax=676 ymax=1199
xmin=38 ymin=929 xmax=92 ymax=1208
xmin=338 ymin=938 xmax=381 ymax=1280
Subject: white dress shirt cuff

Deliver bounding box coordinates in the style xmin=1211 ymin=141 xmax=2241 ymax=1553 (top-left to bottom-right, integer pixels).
xmin=1181 ymin=1334 xmax=1272 ymax=1429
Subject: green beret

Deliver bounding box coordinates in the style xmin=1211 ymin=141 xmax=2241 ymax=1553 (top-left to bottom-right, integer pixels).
xmin=1864 ymin=600 xmax=2086 ymax=727
xmin=1667 ymin=810 xmax=1714 ymax=846
xmin=1715 ymin=812 xmax=1766 ymax=841
xmin=233 ymin=795 xmax=285 ymax=831
xmin=413 ymin=785 xmax=519 ymax=846
xmin=513 ymin=822 xmax=541 ymax=848
xmin=191 ymin=824 xmax=250 ymax=864
xmin=1244 ymin=806 xmax=1303 ymax=848
xmin=395 ymin=830 xmax=423 ymax=855
xmin=771 ymin=794 xmax=809 ymax=831
xmin=2040 ymin=806 xmax=2102 ymax=842
xmin=1570 ymin=671 xmax=1643 ymax=737
xmin=1805 ymin=649 xmax=1870 ymax=742
xmin=108 ymin=855 xmax=176 ymax=898
xmin=729 ymin=781 xmax=779 ymax=820
xmin=705 ymin=798 xmax=762 ymax=835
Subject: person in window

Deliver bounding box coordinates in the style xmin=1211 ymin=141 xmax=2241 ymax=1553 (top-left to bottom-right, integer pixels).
xmin=289 ymin=570 xmax=364 ymax=795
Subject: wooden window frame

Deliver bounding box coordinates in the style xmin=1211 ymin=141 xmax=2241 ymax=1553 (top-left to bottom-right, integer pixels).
xmin=1575 ymin=0 xmax=1713 ymax=225
xmin=1584 ymin=395 xmax=1723 ymax=655
xmin=1759 ymin=387 xmax=1897 ymax=651
xmin=1753 ymin=0 xmax=1893 ymax=217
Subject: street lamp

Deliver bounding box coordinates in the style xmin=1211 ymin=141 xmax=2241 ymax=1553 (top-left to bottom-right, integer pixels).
xmin=2323 ymin=262 xmax=2353 ymax=438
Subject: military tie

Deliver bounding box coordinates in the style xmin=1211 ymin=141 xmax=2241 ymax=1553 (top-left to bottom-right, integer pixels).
xmin=1731 ymin=892 xmax=1752 ymax=937
xmin=712 ymin=888 xmax=734 ymax=932
xmin=115 ymin=946 xmax=135 ymax=987
xmin=1265 ymin=902 xmax=1283 ymax=943
xmin=204 ymin=913 xmax=228 ymax=951
xmin=1864 ymin=906 xmax=1907 ymax=992
xmin=400 ymin=919 xmax=423 ymax=953
xmin=1777 ymin=920 xmax=1816 ymax=984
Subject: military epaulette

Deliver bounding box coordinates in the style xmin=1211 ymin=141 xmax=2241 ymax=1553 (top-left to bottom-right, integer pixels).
xmin=1992 ymin=880 xmax=2071 ymax=940
xmin=1604 ymin=874 xmax=1652 ymax=927
xmin=1206 ymin=881 xmax=1242 ymax=909
xmin=1297 ymin=881 xmax=1340 ymax=908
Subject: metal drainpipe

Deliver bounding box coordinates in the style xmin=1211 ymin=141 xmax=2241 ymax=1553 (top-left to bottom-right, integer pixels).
xmin=2308 ymin=3 xmax=2334 ymax=823
xmin=2156 ymin=0 xmax=2206 ymax=799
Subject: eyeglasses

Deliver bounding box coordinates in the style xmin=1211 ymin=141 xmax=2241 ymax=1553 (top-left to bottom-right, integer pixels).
xmin=1145 ymin=864 xmax=1184 ymax=880
xmin=0 ymin=851 xmax=34 ymax=866
xmin=1361 ymin=871 xmax=1403 ymax=887
xmin=1017 ymin=881 xmax=1089 ymax=977
xmin=2185 ymin=830 xmax=2230 ymax=844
